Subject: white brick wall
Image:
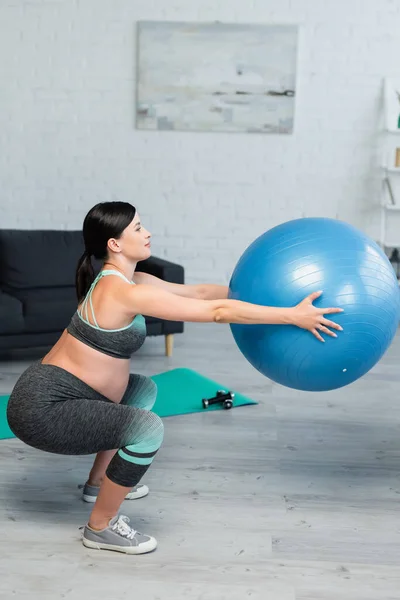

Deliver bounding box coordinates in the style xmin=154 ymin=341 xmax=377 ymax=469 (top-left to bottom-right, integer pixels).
xmin=1 ymin=0 xmax=400 ymax=283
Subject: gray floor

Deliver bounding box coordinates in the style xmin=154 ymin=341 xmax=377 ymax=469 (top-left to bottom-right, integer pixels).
xmin=1 ymin=322 xmax=400 ymax=599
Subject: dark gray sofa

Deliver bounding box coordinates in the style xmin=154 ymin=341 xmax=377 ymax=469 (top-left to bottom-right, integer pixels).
xmin=0 ymin=229 xmax=184 ymax=357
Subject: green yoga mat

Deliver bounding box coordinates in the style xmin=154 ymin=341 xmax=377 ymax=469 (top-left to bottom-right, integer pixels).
xmin=151 ymin=368 xmax=257 ymax=417
xmin=0 ymin=396 xmax=14 ymax=440
xmin=0 ymin=367 xmax=257 ymax=440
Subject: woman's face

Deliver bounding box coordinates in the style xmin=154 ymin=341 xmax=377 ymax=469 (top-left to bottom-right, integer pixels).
xmin=109 ymin=213 xmax=152 ymax=261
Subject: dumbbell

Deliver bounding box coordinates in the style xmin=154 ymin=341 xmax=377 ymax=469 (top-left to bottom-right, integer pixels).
xmin=202 ymin=390 xmax=234 ymax=410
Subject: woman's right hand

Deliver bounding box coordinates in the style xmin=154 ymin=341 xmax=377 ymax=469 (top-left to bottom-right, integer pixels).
xmin=290 ymin=290 xmax=344 ymax=342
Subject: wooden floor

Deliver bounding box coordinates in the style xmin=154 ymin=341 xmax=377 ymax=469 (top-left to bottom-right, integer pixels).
xmin=1 ymin=322 xmax=400 ymax=599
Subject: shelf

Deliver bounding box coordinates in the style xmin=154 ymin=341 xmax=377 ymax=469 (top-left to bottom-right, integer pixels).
xmin=379 ymin=79 xmax=400 ymax=249
xmin=382 ymin=241 xmax=400 ymax=248
xmin=383 ymin=204 xmax=400 ymax=211
xmin=383 ymin=167 xmax=400 ymax=174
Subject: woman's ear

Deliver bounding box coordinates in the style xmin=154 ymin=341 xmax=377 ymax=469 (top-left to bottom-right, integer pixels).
xmin=107 ymin=238 xmax=122 ymax=254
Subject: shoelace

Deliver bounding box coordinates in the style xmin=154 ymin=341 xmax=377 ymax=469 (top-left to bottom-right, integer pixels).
xmin=112 ymin=515 xmax=137 ymax=539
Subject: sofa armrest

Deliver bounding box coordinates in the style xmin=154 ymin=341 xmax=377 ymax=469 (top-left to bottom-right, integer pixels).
xmin=137 ymin=256 xmax=184 ymax=284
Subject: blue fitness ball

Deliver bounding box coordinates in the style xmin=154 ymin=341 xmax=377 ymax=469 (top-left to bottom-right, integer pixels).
xmin=229 ymin=217 xmax=400 ymax=392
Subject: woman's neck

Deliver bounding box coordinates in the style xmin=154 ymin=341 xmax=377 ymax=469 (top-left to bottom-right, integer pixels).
xmin=102 ymin=261 xmax=136 ymax=281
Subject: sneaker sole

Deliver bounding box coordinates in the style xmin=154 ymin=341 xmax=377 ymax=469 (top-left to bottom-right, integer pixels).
xmin=82 ymin=485 xmax=149 ymax=504
xmin=82 ymin=536 xmax=157 ymax=555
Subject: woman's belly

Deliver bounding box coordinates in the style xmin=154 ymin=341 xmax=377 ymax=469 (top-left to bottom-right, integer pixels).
xmin=41 ymin=330 xmax=131 ymax=403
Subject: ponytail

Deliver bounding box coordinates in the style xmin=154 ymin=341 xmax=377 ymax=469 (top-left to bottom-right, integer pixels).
xmin=75 ymin=251 xmax=95 ymax=302
xmin=76 ymin=201 xmax=137 ymax=301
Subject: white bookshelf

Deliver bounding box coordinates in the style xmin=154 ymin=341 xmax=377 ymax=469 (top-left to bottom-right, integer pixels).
xmin=379 ymin=78 xmax=400 ymax=249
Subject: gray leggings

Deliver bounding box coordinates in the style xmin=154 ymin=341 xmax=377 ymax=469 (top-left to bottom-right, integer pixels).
xmin=6 ymin=361 xmax=164 ymax=488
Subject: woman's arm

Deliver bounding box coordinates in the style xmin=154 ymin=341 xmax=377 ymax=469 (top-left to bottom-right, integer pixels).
xmin=133 ymin=272 xmax=228 ymax=300
xmin=198 ymin=284 xmax=229 ymax=300
xmin=123 ymin=285 xmax=343 ymax=341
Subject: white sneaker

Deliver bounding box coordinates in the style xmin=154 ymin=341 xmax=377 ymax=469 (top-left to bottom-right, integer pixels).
xmin=82 ymin=514 xmax=157 ymax=554
xmin=81 ymin=482 xmax=149 ymax=503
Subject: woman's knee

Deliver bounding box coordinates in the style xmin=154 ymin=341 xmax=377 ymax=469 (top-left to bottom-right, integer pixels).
xmin=124 ymin=410 xmax=164 ymax=453
xmin=137 ymin=412 xmax=164 ymax=452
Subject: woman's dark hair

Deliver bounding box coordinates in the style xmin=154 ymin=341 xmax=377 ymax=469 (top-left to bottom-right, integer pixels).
xmin=75 ymin=201 xmax=136 ymax=302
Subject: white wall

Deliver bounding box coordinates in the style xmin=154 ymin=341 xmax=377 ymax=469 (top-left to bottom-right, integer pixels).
xmin=1 ymin=0 xmax=400 ymax=283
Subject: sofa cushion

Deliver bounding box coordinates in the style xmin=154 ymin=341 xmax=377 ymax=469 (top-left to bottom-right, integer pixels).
xmin=12 ymin=287 xmax=77 ymax=333
xmin=0 ymin=292 xmax=24 ymax=334
xmin=0 ymin=229 xmax=85 ymax=290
